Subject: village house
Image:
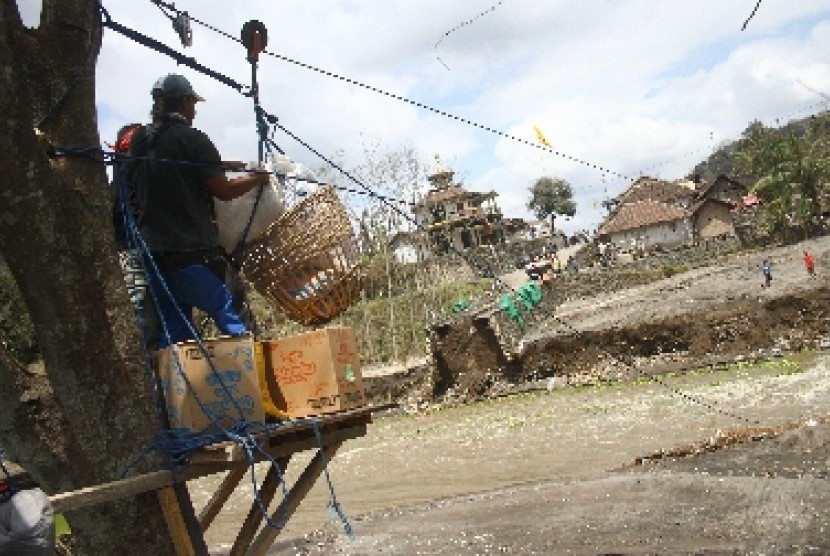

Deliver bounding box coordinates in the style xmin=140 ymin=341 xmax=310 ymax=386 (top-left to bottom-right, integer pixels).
xmin=391 ymin=160 xmax=506 ymax=262
xmin=596 ymin=175 xmax=746 ymax=252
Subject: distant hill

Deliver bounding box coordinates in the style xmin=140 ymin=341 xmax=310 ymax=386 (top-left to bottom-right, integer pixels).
xmin=687 ymin=110 xmax=829 ymax=185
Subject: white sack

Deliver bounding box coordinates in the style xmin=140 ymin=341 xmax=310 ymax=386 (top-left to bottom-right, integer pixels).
xmin=215 ymin=156 xmax=287 ymax=254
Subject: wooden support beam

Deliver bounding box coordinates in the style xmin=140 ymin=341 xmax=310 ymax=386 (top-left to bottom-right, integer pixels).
xmin=50 ymin=462 xmax=229 ymax=513
xmin=192 ymin=409 xmax=374 ymax=464
xmin=246 ymin=443 xmax=343 ymax=556
xmin=174 ymin=483 xmax=211 ymax=556
xmin=49 ymin=424 xmax=367 ymax=513
xmin=197 ymin=466 xmax=247 ymax=532
xmin=159 ymin=487 xmax=195 ymax=556
xmin=192 ymin=425 xmax=366 ymax=465
xmin=230 ymin=457 xmax=289 ymax=556
xmin=158 ymin=485 xmax=209 ymax=556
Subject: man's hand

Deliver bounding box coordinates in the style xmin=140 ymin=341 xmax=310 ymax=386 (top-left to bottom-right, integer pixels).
xmin=250 ymin=170 xmax=271 ymax=186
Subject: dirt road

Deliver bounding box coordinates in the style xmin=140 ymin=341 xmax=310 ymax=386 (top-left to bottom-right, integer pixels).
xmin=202 ymin=237 xmax=830 ymax=554
xmin=202 ymin=351 xmax=830 ymax=554
xmin=259 ymin=353 xmax=830 ymax=555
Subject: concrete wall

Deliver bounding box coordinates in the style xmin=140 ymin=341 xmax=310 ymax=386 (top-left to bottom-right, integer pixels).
xmin=696 ymin=203 xmax=736 ymax=239
xmin=607 ymin=220 xmax=692 ymax=251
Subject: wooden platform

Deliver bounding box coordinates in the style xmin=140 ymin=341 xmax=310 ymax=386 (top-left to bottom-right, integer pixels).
xmin=46 ymin=406 xmax=376 ymax=556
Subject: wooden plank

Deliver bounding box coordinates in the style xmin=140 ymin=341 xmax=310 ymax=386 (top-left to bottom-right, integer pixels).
xmin=51 ymin=462 xmax=228 ymax=513
xmin=197 ymin=467 xmax=247 ymax=532
xmin=158 ymin=485 xmax=210 ymax=556
xmin=229 ymin=457 xmax=289 ymax=556
xmin=158 ymin=486 xmax=198 ymax=556
xmin=191 ymin=424 xmax=366 ymax=465
xmin=194 ymin=408 xmax=375 ymax=463
xmin=246 ymin=443 xmax=343 ymax=556
xmin=173 ymin=483 xmax=210 ymax=556
xmin=259 ymin=425 xmax=364 ymax=462
xmin=49 ymin=424 xmax=368 ymax=512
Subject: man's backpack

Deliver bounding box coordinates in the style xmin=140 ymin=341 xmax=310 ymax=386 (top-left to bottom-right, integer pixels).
xmin=110 ymin=123 xmax=143 ymax=249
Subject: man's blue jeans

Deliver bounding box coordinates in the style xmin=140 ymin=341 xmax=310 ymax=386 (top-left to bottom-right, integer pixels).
xmin=149 ymin=263 xmax=247 ymax=347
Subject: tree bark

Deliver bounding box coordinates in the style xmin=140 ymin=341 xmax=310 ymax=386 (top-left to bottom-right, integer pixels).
xmin=0 ymin=1 xmax=176 ymax=553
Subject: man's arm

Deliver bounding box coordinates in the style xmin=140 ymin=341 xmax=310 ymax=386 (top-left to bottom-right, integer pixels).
xmin=207 ymin=171 xmax=271 ymax=201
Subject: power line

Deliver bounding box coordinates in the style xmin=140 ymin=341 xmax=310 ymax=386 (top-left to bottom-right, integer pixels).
xmin=93 ymin=3 xmax=796 ymax=427
xmin=138 ymin=1 xmax=631 ymax=182
xmin=741 ymin=0 xmax=764 ymax=31
xmin=434 ymin=1 xmax=507 ymax=71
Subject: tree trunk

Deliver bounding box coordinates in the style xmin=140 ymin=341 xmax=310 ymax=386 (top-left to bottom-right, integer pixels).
xmin=0 ymin=2 xmax=176 ymax=553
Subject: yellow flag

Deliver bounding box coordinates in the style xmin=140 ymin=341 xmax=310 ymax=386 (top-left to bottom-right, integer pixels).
xmin=533 ymin=124 xmax=552 ymax=148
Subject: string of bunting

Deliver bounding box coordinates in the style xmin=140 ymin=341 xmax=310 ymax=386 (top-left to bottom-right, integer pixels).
xmin=434 ymin=1 xmax=507 ymax=71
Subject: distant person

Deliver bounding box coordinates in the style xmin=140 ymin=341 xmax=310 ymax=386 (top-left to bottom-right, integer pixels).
xmin=803 ymin=250 xmax=815 ymax=278
xmin=526 ymin=255 xmax=542 ymax=281
xmin=760 ymin=259 xmax=772 ymax=288
xmin=567 ymin=255 xmax=578 ymax=276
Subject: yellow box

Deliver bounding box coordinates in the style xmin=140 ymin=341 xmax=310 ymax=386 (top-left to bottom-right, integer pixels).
xmin=158 ymin=335 xmax=266 ymax=432
xmin=262 ymin=326 xmax=366 ymax=418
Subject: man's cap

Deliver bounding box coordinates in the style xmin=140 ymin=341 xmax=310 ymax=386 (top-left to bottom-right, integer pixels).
xmin=151 ymin=76 xmax=165 ymax=98
xmin=154 ymin=73 xmax=205 ymax=101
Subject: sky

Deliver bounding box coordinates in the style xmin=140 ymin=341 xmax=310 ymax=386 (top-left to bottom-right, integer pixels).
xmin=16 ymin=0 xmax=830 ymax=234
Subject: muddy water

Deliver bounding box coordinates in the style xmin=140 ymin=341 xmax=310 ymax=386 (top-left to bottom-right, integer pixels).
xmin=193 ymin=354 xmax=830 ymax=553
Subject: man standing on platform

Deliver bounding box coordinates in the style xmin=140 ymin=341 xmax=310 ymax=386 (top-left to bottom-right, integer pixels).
xmin=130 ymin=73 xmax=270 ymax=347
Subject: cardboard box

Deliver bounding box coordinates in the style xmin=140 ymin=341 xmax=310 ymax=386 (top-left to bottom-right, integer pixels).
xmin=158 ymin=335 xmax=266 ymax=432
xmin=262 ymin=326 xmax=366 ymax=418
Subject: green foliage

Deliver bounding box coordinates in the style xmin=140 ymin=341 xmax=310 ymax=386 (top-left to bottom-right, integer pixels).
xmin=735 ymin=113 xmax=830 ymax=240
xmin=527 ymin=176 xmax=576 ymax=230
xmin=251 ymin=253 xmax=493 ymax=364
xmin=339 ymin=278 xmax=491 ymax=363
xmin=661 ymin=262 xmax=688 ymax=278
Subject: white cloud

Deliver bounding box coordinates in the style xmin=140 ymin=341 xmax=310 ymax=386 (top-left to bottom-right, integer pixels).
xmin=15 ymin=0 xmax=830 ymax=234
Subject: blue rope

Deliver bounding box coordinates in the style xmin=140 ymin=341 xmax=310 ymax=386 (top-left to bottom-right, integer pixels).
xmin=112 ymin=173 xmax=346 ymax=534
xmin=112 ymin=156 xmax=263 ymax=474
xmin=112 ymin=160 xmax=173 ymax=459
xmin=311 ymin=420 xmax=355 ymax=539
xmin=241 ymin=432 xmax=292 ymax=531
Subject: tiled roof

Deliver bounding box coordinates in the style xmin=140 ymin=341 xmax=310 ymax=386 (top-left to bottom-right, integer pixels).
xmin=617 ymin=178 xmax=695 ymax=205
xmin=418 ymin=187 xmax=495 ymax=205
xmin=694 ymin=175 xmax=746 ymax=202
xmin=420 ymin=186 xmax=468 ymax=204
xmin=598 ymin=200 xmax=688 ymax=236
xmin=689 ymin=196 xmax=732 ymax=214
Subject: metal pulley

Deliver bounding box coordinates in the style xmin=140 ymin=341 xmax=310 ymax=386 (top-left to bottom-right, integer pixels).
xmin=172 ymin=11 xmax=192 ymax=47
xmin=241 ymin=20 xmax=268 ymax=63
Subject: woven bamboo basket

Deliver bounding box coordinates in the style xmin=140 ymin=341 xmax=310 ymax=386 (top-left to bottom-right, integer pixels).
xmin=241 ymin=186 xmax=362 ymax=326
